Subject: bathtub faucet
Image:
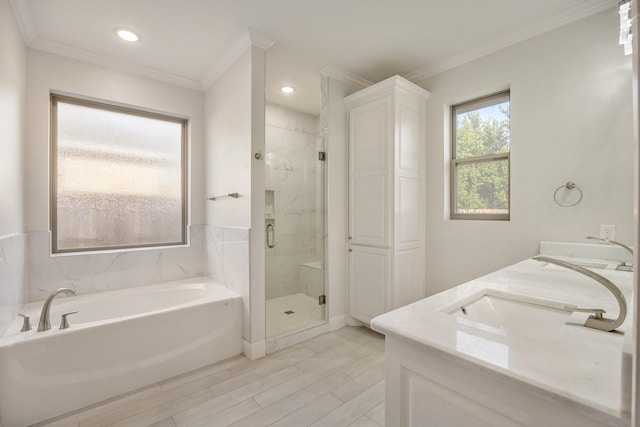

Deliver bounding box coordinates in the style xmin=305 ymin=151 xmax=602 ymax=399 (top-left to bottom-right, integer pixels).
xmin=38 ymin=288 xmax=76 ymax=332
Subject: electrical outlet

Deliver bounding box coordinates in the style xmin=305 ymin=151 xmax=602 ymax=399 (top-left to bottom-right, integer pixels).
xmin=600 ymin=224 xmax=616 ymax=241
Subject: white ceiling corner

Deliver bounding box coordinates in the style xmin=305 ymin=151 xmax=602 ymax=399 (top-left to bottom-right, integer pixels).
xmin=248 ymin=28 xmax=276 ymax=50
xmin=319 ymin=66 xmax=372 ymax=90
xmin=8 ymin=0 xmax=37 ymax=44
xmin=10 ymin=0 xmax=203 ymax=90
xmin=7 ymin=0 xmax=623 ymax=113
xmin=201 ymin=29 xmax=275 ymax=92
xmin=405 ymin=0 xmax=618 ymax=82
xmin=200 ymin=33 xmax=252 ymax=91
xmin=30 ymin=37 xmax=203 ymax=90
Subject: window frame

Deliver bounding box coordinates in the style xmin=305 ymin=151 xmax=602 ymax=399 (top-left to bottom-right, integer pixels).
xmin=450 ymin=90 xmax=511 ymax=221
xmin=50 ymin=93 xmax=189 ymax=254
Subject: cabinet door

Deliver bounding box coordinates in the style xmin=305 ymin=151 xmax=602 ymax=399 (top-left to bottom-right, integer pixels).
xmin=349 ymin=245 xmax=391 ymax=324
xmin=349 ymin=97 xmax=392 ymax=247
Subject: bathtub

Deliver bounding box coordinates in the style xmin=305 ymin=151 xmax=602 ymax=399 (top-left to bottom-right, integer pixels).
xmin=0 ymin=277 xmax=242 ymax=427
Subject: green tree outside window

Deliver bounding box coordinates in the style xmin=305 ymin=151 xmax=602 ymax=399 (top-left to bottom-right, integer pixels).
xmin=452 ymin=92 xmax=510 ymax=219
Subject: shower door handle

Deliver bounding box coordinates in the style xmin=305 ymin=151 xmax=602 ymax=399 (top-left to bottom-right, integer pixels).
xmin=266 ymin=223 xmax=275 ymax=248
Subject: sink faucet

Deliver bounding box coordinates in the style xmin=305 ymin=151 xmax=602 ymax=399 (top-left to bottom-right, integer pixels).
xmin=533 ymin=256 xmax=627 ymax=332
xmin=585 ymin=236 xmax=634 ymax=271
xmin=38 ymin=288 xmax=76 ymax=332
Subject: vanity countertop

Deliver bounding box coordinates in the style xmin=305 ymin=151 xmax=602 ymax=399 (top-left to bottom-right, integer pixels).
xmin=371 ymin=255 xmax=633 ymax=426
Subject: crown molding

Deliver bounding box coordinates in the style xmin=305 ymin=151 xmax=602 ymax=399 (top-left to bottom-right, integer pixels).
xmin=200 ymin=35 xmax=251 ymax=91
xmin=200 ymin=29 xmax=275 ymax=91
xmin=9 ymin=0 xmax=37 ymax=44
xmin=319 ymin=65 xmax=372 ymax=89
xmin=405 ymin=0 xmax=618 ymax=82
xmin=29 ymin=37 xmax=203 ymax=90
xmin=10 ymin=0 xmax=616 ymax=93
xmin=344 ymin=75 xmax=430 ymax=106
xmin=248 ymin=28 xmax=275 ymax=50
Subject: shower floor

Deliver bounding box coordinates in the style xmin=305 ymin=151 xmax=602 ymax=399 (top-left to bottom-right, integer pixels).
xmin=266 ymin=293 xmax=324 ymax=339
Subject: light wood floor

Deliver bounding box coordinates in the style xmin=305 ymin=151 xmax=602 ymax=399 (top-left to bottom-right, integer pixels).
xmin=38 ymin=326 xmax=385 ymax=427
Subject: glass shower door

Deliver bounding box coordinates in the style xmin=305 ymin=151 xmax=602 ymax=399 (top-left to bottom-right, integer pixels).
xmin=264 ymin=104 xmax=326 ymax=340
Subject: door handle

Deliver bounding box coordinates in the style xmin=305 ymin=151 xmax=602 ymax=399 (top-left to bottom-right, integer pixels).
xmin=266 ymin=223 xmax=275 ymax=248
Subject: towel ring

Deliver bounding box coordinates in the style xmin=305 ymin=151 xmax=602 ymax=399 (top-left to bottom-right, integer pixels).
xmin=553 ymin=182 xmax=583 ymax=207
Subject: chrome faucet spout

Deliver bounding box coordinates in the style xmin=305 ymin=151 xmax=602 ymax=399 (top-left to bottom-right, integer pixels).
xmin=532 ymin=256 xmax=627 ymax=332
xmin=585 ymin=236 xmax=633 ymax=255
xmin=38 ymin=288 xmax=76 ymax=332
xmin=585 ymin=236 xmax=634 ymax=271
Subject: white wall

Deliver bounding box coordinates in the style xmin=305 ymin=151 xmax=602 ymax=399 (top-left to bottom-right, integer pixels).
xmin=26 ymin=50 xmax=205 ymax=231
xmin=0 ymin=0 xmax=26 ymax=236
xmin=24 ymin=50 xmax=206 ymax=300
xmin=416 ymin=8 xmax=634 ymax=295
xmin=249 ymin=45 xmax=267 ymax=355
xmin=204 ymin=45 xmax=267 ymax=357
xmin=205 ymin=49 xmax=252 ymax=228
xmin=0 ymin=0 xmax=27 ymax=338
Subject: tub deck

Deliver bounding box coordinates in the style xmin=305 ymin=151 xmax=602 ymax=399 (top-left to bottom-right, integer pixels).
xmin=0 ymin=277 xmax=242 ymax=427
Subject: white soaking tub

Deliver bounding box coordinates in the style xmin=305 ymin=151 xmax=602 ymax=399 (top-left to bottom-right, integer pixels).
xmin=0 ymin=277 xmax=242 ymax=427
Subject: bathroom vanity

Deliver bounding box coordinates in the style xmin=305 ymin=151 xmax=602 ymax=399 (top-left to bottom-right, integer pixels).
xmin=371 ymin=243 xmax=633 ymax=427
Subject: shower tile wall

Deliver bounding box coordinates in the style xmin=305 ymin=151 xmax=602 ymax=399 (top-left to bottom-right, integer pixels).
xmin=265 ymin=103 xmax=322 ymax=300
xmin=26 ymin=225 xmax=205 ymax=302
xmin=205 ymin=225 xmax=250 ymax=340
xmin=0 ymin=234 xmax=27 ymax=338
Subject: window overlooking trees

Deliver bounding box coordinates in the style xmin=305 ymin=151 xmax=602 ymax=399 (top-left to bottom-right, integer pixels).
xmin=451 ymin=91 xmax=510 ymax=220
xmin=50 ymin=94 xmax=188 ymax=253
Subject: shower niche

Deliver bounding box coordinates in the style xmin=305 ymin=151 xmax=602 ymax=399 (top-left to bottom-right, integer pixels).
xmin=264 ymin=103 xmax=326 ymax=343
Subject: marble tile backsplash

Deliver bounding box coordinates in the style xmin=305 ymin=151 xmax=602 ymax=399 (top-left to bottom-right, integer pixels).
xmin=0 ymin=234 xmax=27 ymax=338
xmin=206 ymin=225 xmax=250 ymax=340
xmin=27 ymin=225 xmax=205 ymax=302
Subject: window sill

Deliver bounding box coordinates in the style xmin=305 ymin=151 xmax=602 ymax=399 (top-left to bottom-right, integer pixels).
xmin=50 ymin=243 xmax=191 ymax=258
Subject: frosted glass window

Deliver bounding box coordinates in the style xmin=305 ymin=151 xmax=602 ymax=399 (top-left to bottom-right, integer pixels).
xmin=51 ymin=95 xmax=187 ymax=253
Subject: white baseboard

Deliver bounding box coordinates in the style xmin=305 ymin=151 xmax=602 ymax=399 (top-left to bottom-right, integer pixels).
xmin=347 ymin=316 xmax=366 ymax=327
xmin=242 ymin=339 xmax=266 ymax=360
xmin=329 ymin=314 xmax=349 ymax=331
xmin=266 ymin=323 xmax=330 ymax=354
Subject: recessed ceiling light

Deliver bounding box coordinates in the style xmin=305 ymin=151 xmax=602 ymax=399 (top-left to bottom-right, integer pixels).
xmin=280 ymin=86 xmax=295 ymax=94
xmin=116 ymin=29 xmax=139 ymax=42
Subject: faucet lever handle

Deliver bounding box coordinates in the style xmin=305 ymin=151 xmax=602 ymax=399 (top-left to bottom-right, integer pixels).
xmin=18 ymin=313 xmax=31 ymax=332
xmin=59 ymin=311 xmax=78 ymax=330
xmin=570 ymin=307 xmax=606 ymax=320
xmin=569 ymin=307 xmax=606 ymax=317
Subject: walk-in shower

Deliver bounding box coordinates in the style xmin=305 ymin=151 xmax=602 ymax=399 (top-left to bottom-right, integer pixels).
xmin=264 ymin=103 xmax=326 ymax=341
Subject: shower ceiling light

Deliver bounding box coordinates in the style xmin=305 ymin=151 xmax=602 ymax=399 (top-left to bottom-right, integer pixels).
xmin=117 ymin=29 xmax=139 ymax=42
xmin=280 ymin=86 xmax=295 ymax=94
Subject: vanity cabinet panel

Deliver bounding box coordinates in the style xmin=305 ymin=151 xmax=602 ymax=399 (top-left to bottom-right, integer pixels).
xmin=385 ymin=335 xmax=616 ymax=427
xmin=346 ymin=76 xmax=430 ymax=324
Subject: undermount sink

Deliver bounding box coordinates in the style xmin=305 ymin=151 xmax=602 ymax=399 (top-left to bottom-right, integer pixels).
xmin=441 ymin=290 xmax=573 ymax=339
xmin=544 ymin=260 xmax=609 ymax=270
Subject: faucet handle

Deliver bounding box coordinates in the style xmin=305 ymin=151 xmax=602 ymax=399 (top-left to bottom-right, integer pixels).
xmin=59 ymin=311 xmax=78 ymax=330
xmin=18 ymin=313 xmax=31 ymax=332
xmin=568 ymin=307 xmax=606 ymax=318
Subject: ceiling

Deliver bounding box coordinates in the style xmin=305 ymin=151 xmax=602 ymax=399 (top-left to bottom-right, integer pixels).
xmin=10 ymin=0 xmax=617 ymax=115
